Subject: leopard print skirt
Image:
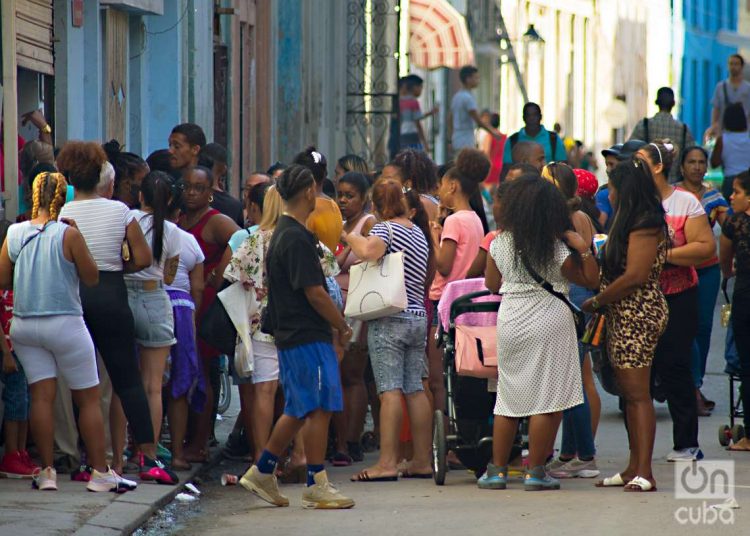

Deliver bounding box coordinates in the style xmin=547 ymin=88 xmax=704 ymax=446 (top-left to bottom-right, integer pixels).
xmin=605 ymin=284 xmax=669 ymax=369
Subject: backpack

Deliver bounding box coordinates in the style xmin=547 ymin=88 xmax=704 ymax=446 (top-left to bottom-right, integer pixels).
xmin=509 ymin=130 xmax=559 ymax=161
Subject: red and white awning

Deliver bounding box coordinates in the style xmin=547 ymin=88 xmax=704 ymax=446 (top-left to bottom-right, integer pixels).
xmin=409 ymin=0 xmax=475 ymax=70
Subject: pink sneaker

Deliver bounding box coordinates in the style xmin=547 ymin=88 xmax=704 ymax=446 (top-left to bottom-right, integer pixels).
xmin=71 ymin=464 xmax=93 ymax=482
xmin=20 ymin=451 xmax=39 ymax=473
xmin=139 ymin=454 xmax=179 ymax=485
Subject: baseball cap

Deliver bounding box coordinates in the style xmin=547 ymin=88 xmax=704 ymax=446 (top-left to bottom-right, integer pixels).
xmin=601 ymin=144 xmax=623 ymax=158
xmin=618 ymin=139 xmax=647 ymax=160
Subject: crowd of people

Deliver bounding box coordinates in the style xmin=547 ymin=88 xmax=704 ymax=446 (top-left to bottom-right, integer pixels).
xmin=0 ymin=53 xmax=749 ymax=509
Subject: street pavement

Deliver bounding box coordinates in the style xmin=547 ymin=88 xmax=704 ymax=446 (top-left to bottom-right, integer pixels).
xmin=0 ymin=302 xmax=747 ymax=535
xmin=164 ymin=307 xmax=749 ymax=536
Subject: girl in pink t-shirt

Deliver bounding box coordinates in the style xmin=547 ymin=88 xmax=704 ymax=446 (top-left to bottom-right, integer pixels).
xmin=426 ymin=149 xmax=489 ymax=419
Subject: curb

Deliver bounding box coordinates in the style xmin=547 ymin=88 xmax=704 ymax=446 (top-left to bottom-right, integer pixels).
xmin=73 ymin=451 xmax=224 ymax=536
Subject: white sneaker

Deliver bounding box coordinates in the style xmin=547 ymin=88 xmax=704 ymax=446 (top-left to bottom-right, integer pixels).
xmin=87 ymin=468 xmax=138 ymax=493
xmin=32 ymin=467 xmax=57 ymax=491
xmin=666 ymin=447 xmax=704 ymax=462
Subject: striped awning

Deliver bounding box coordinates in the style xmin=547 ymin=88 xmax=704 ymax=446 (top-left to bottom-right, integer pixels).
xmin=409 ymin=0 xmax=475 ymax=70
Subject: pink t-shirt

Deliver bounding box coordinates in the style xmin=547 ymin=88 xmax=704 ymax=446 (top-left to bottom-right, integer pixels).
xmin=480 ymin=230 xmax=500 ymax=251
xmin=429 ymin=210 xmax=484 ymax=300
xmin=660 ymin=188 xmax=705 ymax=295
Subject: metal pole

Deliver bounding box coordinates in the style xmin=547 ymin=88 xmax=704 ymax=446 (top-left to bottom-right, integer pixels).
xmin=1 ymin=0 xmax=20 ymax=221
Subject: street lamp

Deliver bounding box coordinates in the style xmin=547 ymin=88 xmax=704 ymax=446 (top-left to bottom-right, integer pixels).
xmin=496 ymin=18 xmax=545 ymax=104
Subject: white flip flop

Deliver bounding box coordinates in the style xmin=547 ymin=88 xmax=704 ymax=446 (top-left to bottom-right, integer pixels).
xmin=595 ymin=472 xmax=625 ymax=487
xmin=624 ymin=476 xmax=657 ymax=492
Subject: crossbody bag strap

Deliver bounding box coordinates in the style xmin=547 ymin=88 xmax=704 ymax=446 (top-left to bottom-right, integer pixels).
xmin=16 ymin=221 xmax=52 ymax=258
xmin=519 ymin=252 xmax=580 ymax=316
xmin=723 ymin=81 xmax=731 ymax=105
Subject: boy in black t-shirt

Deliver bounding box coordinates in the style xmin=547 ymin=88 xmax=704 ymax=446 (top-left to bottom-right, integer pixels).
xmin=239 ymin=165 xmax=355 ymax=509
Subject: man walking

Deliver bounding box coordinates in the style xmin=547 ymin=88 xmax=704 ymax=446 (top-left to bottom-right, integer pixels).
xmin=450 ymin=65 xmax=499 ymax=153
xmin=706 ymin=54 xmax=750 ymax=139
xmin=502 ymin=102 xmax=566 ymax=166
xmin=629 ymin=87 xmax=695 ymax=181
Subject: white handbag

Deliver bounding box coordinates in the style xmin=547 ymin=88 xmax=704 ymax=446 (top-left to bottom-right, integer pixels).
xmin=344 ymin=222 xmax=408 ymax=321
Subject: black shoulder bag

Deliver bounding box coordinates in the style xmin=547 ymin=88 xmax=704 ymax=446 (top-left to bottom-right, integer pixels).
xmin=519 ymin=253 xmax=586 ymax=339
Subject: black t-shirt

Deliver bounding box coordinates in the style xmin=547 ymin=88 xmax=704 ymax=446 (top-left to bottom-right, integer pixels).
xmin=265 ymin=215 xmax=332 ymax=349
xmin=723 ymin=212 xmax=750 ymax=292
xmin=211 ymin=190 xmax=245 ymax=227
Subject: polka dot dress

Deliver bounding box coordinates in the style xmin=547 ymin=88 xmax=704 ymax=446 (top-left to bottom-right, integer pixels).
xmin=489 ymin=233 xmax=584 ymax=417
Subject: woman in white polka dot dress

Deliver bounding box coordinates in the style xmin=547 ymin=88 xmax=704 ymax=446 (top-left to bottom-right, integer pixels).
xmin=480 ymin=177 xmax=600 ymax=491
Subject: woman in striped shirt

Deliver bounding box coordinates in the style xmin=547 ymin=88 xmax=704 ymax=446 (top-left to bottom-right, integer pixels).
xmin=344 ymin=178 xmax=434 ymax=481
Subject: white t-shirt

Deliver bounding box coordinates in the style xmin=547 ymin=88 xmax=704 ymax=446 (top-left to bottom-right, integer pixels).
xmin=166 ymin=228 xmax=205 ymax=293
xmin=125 ymin=210 xmax=182 ymax=281
xmin=58 ymin=198 xmax=133 ymax=272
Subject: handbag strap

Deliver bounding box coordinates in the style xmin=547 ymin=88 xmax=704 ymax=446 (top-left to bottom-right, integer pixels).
xmin=519 ymin=252 xmax=581 ymax=316
xmin=383 ymin=221 xmax=395 ymax=254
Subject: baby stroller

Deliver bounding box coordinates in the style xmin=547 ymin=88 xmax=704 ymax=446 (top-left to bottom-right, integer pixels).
xmin=718 ymin=323 xmax=745 ymax=446
xmin=432 ymin=279 xmax=514 ymax=485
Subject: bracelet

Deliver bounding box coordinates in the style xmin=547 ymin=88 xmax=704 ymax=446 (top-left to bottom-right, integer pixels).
xmin=591 ymin=296 xmax=601 ymax=310
xmin=580 ymin=251 xmax=592 ymax=260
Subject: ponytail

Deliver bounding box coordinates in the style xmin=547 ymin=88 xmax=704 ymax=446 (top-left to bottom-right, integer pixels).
xmin=404 ymin=189 xmax=435 ymax=265
xmin=140 ymin=170 xmax=173 ymax=262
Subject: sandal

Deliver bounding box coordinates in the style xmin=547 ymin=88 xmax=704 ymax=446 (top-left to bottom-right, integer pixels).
xmin=727 ymin=438 xmax=750 ymax=451
xmin=400 ymin=470 xmax=432 ymax=479
xmin=350 ymin=470 xmax=398 ymax=482
xmin=624 ymin=476 xmax=657 ymax=492
xmin=595 ymin=473 xmax=627 ymax=487
xmin=331 ymin=452 xmax=353 ymax=467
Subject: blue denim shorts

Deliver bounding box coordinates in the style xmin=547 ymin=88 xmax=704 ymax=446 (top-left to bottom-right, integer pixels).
xmin=126 ymin=283 xmax=176 ymax=348
xmin=278 ymin=342 xmax=343 ymax=419
xmin=368 ymin=312 xmax=428 ymax=395
xmin=1 ymin=355 xmax=30 ymax=421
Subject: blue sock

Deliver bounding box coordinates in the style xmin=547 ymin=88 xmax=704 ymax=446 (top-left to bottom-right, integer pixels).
xmin=256 ymin=450 xmax=278 ymax=474
xmin=307 ymin=464 xmax=324 ymax=486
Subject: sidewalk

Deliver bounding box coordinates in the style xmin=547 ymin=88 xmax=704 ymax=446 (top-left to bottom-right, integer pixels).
xmin=0 ymin=396 xmax=237 ymax=536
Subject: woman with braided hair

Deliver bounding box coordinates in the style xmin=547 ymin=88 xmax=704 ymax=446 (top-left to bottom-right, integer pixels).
xmin=0 ymin=172 xmax=137 ymax=493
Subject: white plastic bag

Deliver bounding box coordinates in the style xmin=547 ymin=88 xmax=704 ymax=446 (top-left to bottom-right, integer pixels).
xmin=217 ymin=281 xmax=259 ymax=378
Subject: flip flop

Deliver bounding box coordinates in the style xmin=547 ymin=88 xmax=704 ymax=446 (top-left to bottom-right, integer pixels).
xmin=727 ymin=444 xmax=750 ymax=451
xmin=623 ymin=476 xmax=657 ymax=492
xmin=350 ymin=470 xmax=398 ymax=482
xmin=400 ymin=471 xmax=433 ymax=479
xmin=595 ymin=473 xmax=626 ymax=487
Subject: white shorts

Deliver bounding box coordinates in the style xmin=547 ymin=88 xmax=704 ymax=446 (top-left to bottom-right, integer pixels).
xmin=10 ymin=315 xmax=99 ymax=390
xmin=230 ymin=338 xmax=279 ymax=385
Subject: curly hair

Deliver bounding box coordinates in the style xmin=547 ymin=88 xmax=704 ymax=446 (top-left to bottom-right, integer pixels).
xmin=391 ymin=149 xmax=438 ymax=194
xmin=445 ymin=148 xmax=490 ymax=196
xmin=56 ymin=141 xmax=108 ymax=192
xmin=32 ymin=172 xmax=68 ymax=221
xmin=497 ymin=176 xmax=573 ymax=273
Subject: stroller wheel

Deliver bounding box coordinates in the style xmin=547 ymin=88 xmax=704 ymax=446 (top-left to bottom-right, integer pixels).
xmin=731 ymin=424 xmax=746 ymax=444
xmin=719 ymin=425 xmax=731 ymax=447
xmin=432 ymin=410 xmax=446 ymax=486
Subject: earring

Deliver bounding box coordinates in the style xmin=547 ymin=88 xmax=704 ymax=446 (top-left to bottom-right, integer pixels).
xmin=209 ymin=195 xmax=214 ymax=203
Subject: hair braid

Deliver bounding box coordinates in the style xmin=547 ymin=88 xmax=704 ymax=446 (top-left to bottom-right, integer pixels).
xmin=49 ymin=174 xmax=68 ymax=220
xmin=31 ymin=172 xmax=46 ymax=219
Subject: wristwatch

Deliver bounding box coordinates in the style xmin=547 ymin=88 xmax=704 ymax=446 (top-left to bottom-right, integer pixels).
xmin=40 ymin=124 xmax=52 ymax=134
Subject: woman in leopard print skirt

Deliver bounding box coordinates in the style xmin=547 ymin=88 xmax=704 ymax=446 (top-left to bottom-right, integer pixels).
xmin=582 ymin=158 xmax=669 ymax=493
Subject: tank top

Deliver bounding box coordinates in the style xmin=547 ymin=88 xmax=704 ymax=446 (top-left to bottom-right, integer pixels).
xmin=722 ymin=131 xmax=750 ymax=177
xmin=183 ymin=208 xmax=223 ymax=276
xmin=7 ymin=221 xmax=82 ymax=317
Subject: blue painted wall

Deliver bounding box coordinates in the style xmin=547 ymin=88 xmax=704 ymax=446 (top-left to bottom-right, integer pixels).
xmin=276 ymin=0 xmax=303 ymax=161
xmin=680 ymin=0 xmax=738 ymax=138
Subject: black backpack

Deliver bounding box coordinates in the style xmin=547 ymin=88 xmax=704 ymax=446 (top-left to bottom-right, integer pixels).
xmin=509 ymin=130 xmax=559 ymax=161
